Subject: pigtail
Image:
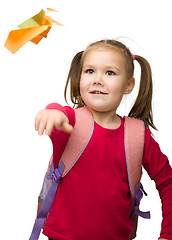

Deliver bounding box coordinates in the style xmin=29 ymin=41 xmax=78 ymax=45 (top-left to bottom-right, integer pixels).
xmin=64 ymin=51 xmax=84 ymax=108
xmin=128 ymin=55 xmax=157 ymax=131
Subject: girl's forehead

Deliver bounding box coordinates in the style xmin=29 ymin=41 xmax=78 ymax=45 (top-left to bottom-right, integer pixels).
xmin=82 ymin=46 xmax=125 ymax=65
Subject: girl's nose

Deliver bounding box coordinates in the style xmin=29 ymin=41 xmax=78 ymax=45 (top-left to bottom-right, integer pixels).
xmin=93 ymin=74 xmax=104 ymax=85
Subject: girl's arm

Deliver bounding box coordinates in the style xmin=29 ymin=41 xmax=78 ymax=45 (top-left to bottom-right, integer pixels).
xmin=35 ymin=103 xmax=76 ymax=168
xmin=143 ymin=128 xmax=172 ymax=240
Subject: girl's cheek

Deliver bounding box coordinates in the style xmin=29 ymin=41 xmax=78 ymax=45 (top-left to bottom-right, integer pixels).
xmin=80 ymin=80 xmax=85 ymax=95
xmin=80 ymin=77 xmax=87 ymax=89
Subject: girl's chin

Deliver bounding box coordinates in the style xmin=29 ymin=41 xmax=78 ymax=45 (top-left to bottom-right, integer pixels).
xmin=85 ymin=104 xmax=110 ymax=113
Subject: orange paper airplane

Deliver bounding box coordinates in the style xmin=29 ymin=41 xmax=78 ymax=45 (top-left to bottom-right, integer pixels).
xmin=5 ymin=9 xmax=63 ymax=54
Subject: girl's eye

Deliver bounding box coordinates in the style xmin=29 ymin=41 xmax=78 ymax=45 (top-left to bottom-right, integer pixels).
xmin=86 ymin=69 xmax=94 ymax=74
xmin=106 ymin=70 xmax=115 ymax=76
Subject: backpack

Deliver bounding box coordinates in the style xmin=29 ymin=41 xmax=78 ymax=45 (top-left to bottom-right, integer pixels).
xmin=29 ymin=107 xmax=150 ymax=240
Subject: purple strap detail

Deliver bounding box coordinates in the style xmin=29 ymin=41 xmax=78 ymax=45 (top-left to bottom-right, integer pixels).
xmin=134 ymin=205 xmax=151 ymax=219
xmin=53 ymin=168 xmax=61 ymax=183
xmin=29 ymin=161 xmax=65 ymax=240
xmin=58 ymin=161 xmax=65 ymax=175
xmin=48 ymin=160 xmax=54 ymax=176
xmin=132 ymin=181 xmax=151 ymax=219
xmin=135 ymin=188 xmax=143 ymax=205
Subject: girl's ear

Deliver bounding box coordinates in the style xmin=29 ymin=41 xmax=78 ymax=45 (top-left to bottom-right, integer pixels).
xmin=124 ymin=77 xmax=135 ymax=95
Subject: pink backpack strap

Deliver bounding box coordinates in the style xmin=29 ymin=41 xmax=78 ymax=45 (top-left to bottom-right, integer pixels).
xmin=124 ymin=117 xmax=150 ymax=240
xmin=124 ymin=116 xmax=145 ymax=198
xmin=60 ymin=107 xmax=94 ymax=177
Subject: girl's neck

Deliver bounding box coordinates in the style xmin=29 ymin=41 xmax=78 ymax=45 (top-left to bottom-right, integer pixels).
xmin=87 ymin=107 xmax=121 ymax=129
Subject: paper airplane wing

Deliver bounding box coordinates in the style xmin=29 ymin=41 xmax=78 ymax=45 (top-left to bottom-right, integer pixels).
xmin=4 ymin=8 xmax=63 ymax=53
xmin=5 ymin=25 xmax=50 ymax=54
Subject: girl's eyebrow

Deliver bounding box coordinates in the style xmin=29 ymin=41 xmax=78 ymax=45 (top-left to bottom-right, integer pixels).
xmin=82 ymin=64 xmax=94 ymax=68
xmin=106 ymin=65 xmax=120 ymax=71
xmin=83 ymin=64 xmax=120 ymax=71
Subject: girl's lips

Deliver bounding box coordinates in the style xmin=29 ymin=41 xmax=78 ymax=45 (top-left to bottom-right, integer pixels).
xmin=90 ymin=90 xmax=107 ymax=94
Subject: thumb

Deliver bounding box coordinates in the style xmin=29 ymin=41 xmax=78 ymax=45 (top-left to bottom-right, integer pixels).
xmin=61 ymin=121 xmax=73 ymax=133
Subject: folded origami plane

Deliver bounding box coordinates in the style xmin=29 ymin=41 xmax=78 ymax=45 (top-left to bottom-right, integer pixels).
xmin=5 ymin=8 xmax=63 ymax=54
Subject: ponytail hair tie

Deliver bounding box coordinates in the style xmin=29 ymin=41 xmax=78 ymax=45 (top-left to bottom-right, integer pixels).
xmin=131 ymin=53 xmax=135 ymax=60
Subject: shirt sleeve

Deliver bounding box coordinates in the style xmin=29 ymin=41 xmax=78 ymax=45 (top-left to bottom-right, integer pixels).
xmin=143 ymin=128 xmax=172 ymax=240
xmin=46 ymin=103 xmax=76 ymax=168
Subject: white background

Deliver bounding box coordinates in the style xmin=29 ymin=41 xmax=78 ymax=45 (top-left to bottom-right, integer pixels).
xmin=0 ymin=0 xmax=172 ymax=239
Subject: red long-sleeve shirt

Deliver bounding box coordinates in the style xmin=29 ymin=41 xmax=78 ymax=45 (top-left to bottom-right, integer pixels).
xmin=43 ymin=103 xmax=172 ymax=240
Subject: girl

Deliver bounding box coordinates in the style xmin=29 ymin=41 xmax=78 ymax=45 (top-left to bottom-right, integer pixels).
xmin=35 ymin=39 xmax=172 ymax=240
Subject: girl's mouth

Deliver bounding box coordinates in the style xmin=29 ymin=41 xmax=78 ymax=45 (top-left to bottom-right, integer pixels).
xmin=90 ymin=90 xmax=107 ymax=95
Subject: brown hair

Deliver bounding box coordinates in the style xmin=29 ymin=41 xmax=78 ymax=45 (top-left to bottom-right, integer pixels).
xmin=64 ymin=39 xmax=157 ymax=131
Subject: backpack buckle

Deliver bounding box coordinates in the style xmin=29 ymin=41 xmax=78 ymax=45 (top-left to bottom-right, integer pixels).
xmin=52 ymin=168 xmax=61 ymax=183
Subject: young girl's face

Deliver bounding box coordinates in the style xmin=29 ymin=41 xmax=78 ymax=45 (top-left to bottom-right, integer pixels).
xmin=80 ymin=47 xmax=134 ymax=114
